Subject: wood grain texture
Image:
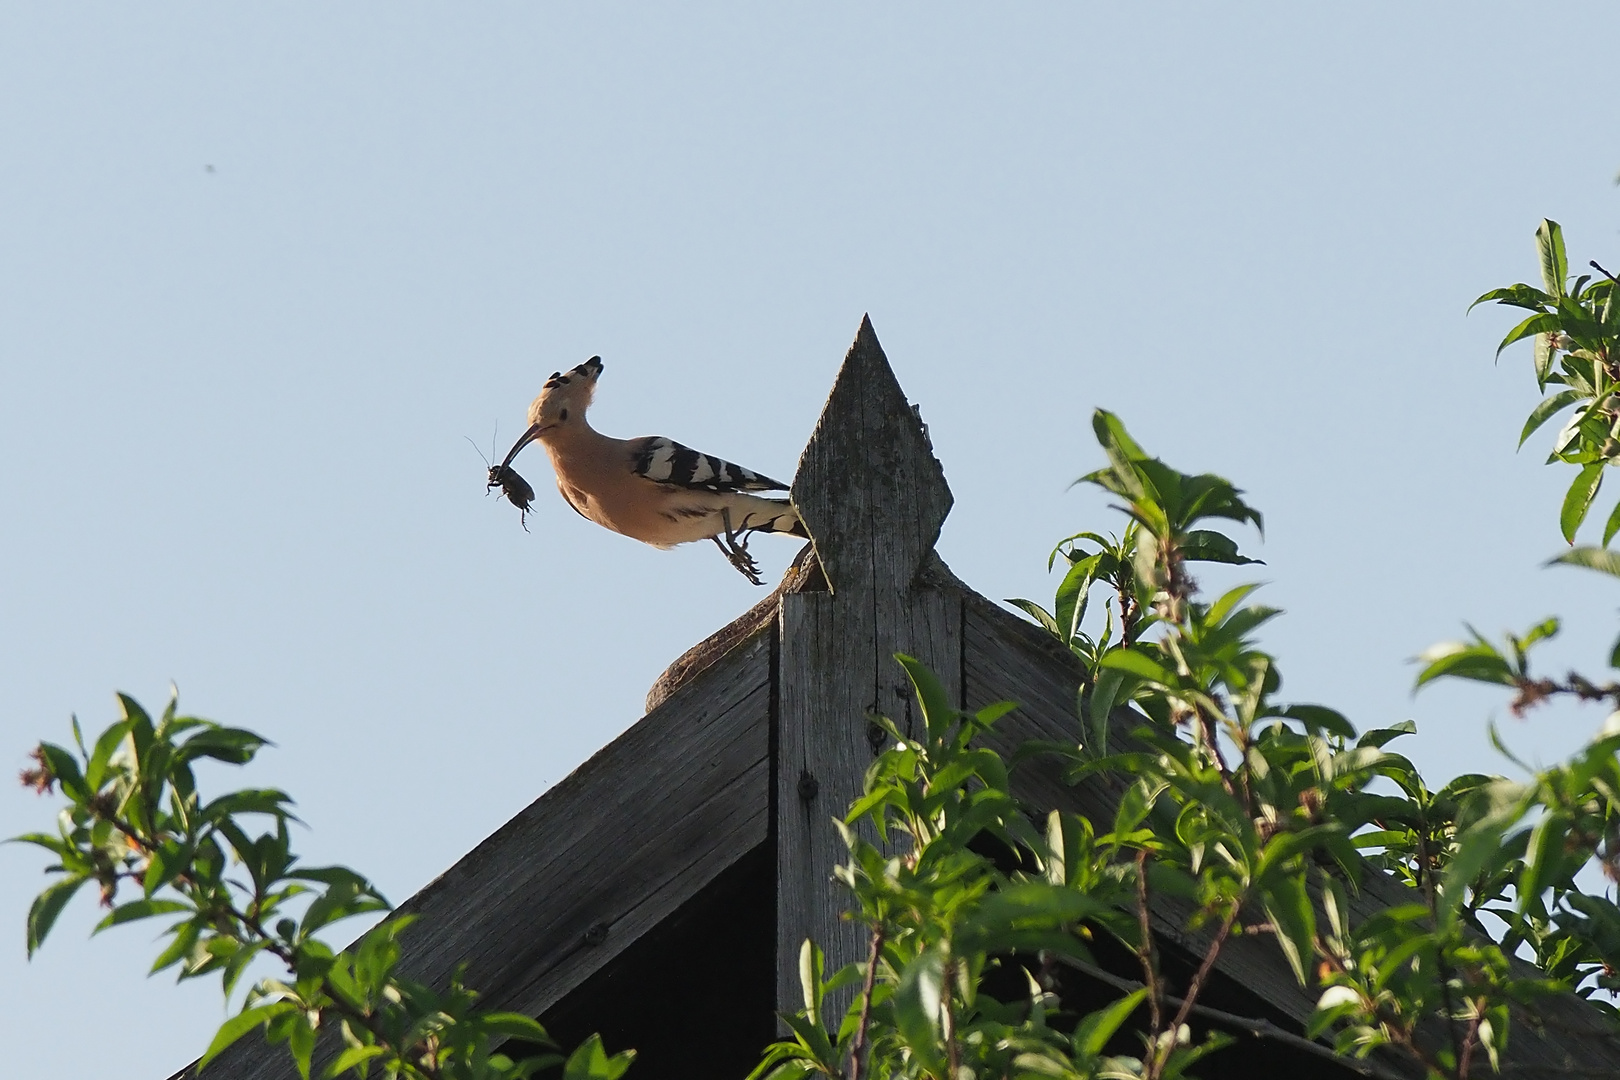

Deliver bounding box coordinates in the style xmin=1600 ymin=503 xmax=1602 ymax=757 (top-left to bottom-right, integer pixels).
xmin=645 ymin=542 xmax=820 ymax=713
xmin=790 ymin=315 xmax=950 ymax=596
xmin=181 ymin=628 xmax=774 ymax=1080
xmin=777 ymin=592 xmax=875 ymax=1012
xmin=776 ymin=588 xmax=962 ymax=1014
xmin=776 ymin=317 xmax=962 ymax=1017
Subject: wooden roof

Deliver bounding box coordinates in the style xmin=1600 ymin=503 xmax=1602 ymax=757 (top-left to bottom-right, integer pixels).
xmin=181 ymin=318 xmax=1619 ymax=1080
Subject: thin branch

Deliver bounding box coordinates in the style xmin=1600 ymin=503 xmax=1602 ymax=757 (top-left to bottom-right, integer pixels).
xmin=90 ymin=799 xmax=446 ymax=1080
xmin=1164 ymin=901 xmax=1240 ymax=1039
xmin=1134 ymin=849 xmax=1164 ymax=1037
xmin=1057 ymin=955 xmax=1406 ymax=1080
xmin=1459 ymin=1009 xmax=1480 ymax=1080
xmin=848 ymin=923 xmax=887 ymax=1080
xmin=232 ymin=893 xmax=448 ymax=1079
xmin=1315 ymin=949 xmax=1451 ymax=1080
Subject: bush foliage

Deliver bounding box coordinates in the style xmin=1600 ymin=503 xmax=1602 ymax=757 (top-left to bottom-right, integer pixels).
xmin=15 ymin=221 xmax=1620 ymax=1080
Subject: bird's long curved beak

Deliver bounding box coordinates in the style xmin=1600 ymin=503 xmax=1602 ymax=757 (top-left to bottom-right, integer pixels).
xmin=499 ymin=422 xmax=548 ymax=469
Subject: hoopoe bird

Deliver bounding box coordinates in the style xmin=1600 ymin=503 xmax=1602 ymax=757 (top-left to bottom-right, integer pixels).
xmin=492 ymin=356 xmax=807 ymax=584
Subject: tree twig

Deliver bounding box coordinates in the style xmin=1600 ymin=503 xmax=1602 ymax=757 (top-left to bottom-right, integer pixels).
xmin=1134 ymin=849 xmax=1164 ymax=1037
xmin=848 ymin=923 xmax=886 ymax=1080
xmin=1164 ymin=902 xmax=1240 ymax=1039
xmin=1057 ymin=955 xmax=1406 ymax=1080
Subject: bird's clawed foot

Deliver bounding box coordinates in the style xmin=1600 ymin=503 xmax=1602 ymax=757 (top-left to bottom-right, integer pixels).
xmin=715 ymin=511 xmax=766 ymax=585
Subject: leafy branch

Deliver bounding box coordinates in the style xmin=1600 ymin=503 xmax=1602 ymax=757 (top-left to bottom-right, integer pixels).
xmin=13 ymin=692 xmax=629 ymax=1080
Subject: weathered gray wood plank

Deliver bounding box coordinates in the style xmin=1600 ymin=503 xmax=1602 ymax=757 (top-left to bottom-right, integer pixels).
xmin=777 ymin=592 xmax=875 ymax=1011
xmin=777 ymin=587 xmax=962 ymax=1013
xmin=776 ymin=317 xmax=961 ymax=1017
xmin=645 ymin=542 xmax=818 ymax=714
xmin=791 ymin=314 xmax=950 ymax=596
xmin=184 ymin=628 xmax=774 ymax=1080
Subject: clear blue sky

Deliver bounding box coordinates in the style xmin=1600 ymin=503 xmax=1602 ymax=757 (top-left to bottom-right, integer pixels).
xmin=2 ymin=6 xmax=1617 ymax=1077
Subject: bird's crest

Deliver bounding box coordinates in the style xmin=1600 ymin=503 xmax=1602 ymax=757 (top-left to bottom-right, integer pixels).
xmin=543 ymin=356 xmax=603 ymax=391
xmin=529 ymin=356 xmax=605 ymax=427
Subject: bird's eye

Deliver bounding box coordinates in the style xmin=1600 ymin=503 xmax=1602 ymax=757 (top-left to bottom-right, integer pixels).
xmin=559 ymin=408 xmax=569 ymax=421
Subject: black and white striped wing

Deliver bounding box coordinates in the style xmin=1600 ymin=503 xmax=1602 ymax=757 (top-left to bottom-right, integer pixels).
xmin=631 ymin=437 xmax=789 ymax=493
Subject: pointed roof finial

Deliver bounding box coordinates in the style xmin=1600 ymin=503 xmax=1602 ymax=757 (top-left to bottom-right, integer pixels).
xmin=791 ymin=316 xmax=952 ymax=592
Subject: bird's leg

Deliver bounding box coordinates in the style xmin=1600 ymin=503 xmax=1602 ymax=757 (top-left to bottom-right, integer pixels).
xmin=716 ymin=508 xmax=765 ymax=585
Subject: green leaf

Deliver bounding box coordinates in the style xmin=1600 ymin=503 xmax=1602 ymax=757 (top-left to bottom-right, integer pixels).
xmin=177 ymin=725 xmax=272 ymax=765
xmin=799 ymin=938 xmax=822 ymax=1024
xmin=93 ymin=897 xmax=190 ymax=934
xmin=84 ymin=718 xmax=133 ymax=791
xmin=1413 ymin=641 xmax=1514 ymax=689
xmin=1179 ymin=529 xmax=1262 ymax=566
xmin=1071 ymin=988 xmax=1147 ymax=1058
xmin=1550 ymin=545 xmax=1620 ymax=577
xmin=562 ymin=1034 xmax=636 ymax=1080
xmin=896 ymin=655 xmax=954 ymax=743
xmin=1517 ymin=812 xmax=1564 ymax=914
xmin=324 ymin=1045 xmax=386 ymax=1078
xmin=1275 ymin=704 xmax=1356 ymax=740
xmin=199 ymin=1002 xmax=293 ymax=1071
xmin=1519 ymin=389 xmax=1583 ymax=448
xmin=1114 ymin=777 xmax=1167 ymax=835
xmin=1321 ymin=875 xmax=1350 ymax=946
xmin=34 ymin=742 xmax=90 ymax=802
xmin=25 ymin=875 xmax=89 ymax=957
xmin=1537 ymin=219 xmax=1568 ymax=298
xmin=1495 ymin=312 xmax=1562 ymax=360
xmin=1480 ymin=1006 xmax=1508 ymax=1074
xmin=1561 ymin=462 xmax=1604 ymax=543
xmin=221 ymin=940 xmax=269 ymax=1001
xmin=1203 ymin=583 xmax=1261 ymax=628
xmin=973 ymin=699 xmax=1019 ymax=728
xmin=1600 ymin=500 xmax=1620 ymax=548
xmin=199 ymin=789 xmax=297 ymax=824
xmin=1006 ymin=598 xmax=1061 ymax=638
xmin=287 ymin=1012 xmax=316 ymax=1080
xmin=1085 ymin=666 xmax=1128 ymax=757
xmin=1091 ymin=409 xmax=1148 ymax=466
xmin=893 ymin=948 xmax=948 ymax=1076
xmin=1307 ymin=985 xmax=1365 ymax=1040
xmin=1534 ymin=330 xmax=1555 ymax=388
xmin=778 ymin=1013 xmax=837 ymax=1071
xmin=1098 ymin=648 xmax=1175 ymax=687
xmin=6 ymin=833 xmax=73 ymax=859
xmin=478 ymin=1013 xmax=555 ymax=1046
xmin=1442 ymin=794 xmax=1534 ymax=928
xmin=1357 ymin=720 xmax=1416 ymax=748
xmin=1470 ymin=282 xmax=1553 ymax=313
xmin=744 ymin=1047 xmax=816 ymax=1080
xmin=150 ymin=919 xmax=202 ymax=975
xmin=1054 ymin=554 xmax=1101 ymax=640
xmin=1262 ymin=872 xmax=1315 ymax=984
